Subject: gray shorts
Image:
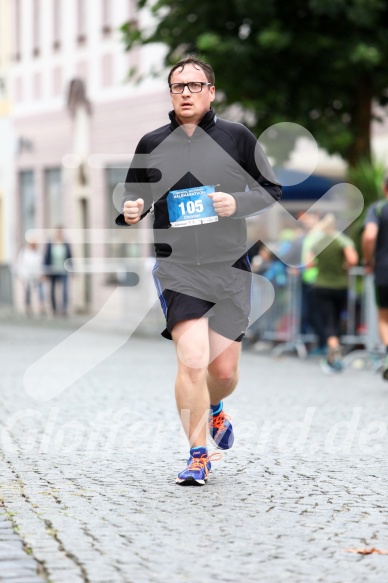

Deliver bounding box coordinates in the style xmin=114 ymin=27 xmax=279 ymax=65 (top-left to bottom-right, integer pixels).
xmin=152 ymin=256 xmax=252 ymax=341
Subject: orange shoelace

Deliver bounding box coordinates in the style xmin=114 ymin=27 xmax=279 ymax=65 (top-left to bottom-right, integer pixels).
xmin=209 ymin=411 xmax=231 ymax=434
xmin=188 ymin=452 xmax=222 ymax=471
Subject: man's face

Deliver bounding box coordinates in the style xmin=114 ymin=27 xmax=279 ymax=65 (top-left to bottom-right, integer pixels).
xmin=170 ymin=63 xmax=215 ymax=126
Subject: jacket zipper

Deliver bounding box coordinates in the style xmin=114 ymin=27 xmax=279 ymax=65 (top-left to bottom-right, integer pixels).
xmin=187 ymin=137 xmax=201 ymax=265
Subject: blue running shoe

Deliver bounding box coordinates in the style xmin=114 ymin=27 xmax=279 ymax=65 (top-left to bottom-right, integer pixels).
xmin=320 ymin=357 xmax=343 ymax=374
xmin=320 ymin=347 xmax=343 ymax=374
xmin=176 ymin=447 xmax=221 ymax=486
xmin=209 ymin=406 xmax=234 ymax=450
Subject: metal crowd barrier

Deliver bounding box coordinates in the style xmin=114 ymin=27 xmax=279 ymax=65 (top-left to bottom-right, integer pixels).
xmin=251 ymin=270 xmax=311 ymax=358
xmin=250 ymin=266 xmax=383 ymax=363
xmin=342 ymin=267 xmax=384 ymax=369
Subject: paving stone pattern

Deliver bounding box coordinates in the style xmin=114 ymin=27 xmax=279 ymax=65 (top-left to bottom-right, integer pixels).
xmin=0 ymin=505 xmax=46 ymax=582
xmin=1 ymin=321 xmax=388 ymax=582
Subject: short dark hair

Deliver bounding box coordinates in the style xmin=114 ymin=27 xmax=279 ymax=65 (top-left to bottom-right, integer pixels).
xmin=168 ymin=56 xmax=215 ymax=86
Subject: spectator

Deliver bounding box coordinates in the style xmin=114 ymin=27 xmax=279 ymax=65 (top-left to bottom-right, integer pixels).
xmin=308 ymin=214 xmax=358 ymax=373
xmin=362 ymin=175 xmax=388 ymax=381
xmin=299 ymin=213 xmax=326 ymax=353
xmin=16 ymin=240 xmax=45 ymax=316
xmin=44 ymin=227 xmax=72 ymax=316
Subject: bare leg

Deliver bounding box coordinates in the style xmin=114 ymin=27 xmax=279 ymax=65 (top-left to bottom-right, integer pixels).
xmin=172 ymin=318 xmax=210 ymax=448
xmin=327 ymin=335 xmax=340 ymax=349
xmin=207 ymin=329 xmax=241 ymax=406
xmin=378 ymin=308 xmax=388 ymax=345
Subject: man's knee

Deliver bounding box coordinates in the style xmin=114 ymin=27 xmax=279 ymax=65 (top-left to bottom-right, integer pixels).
xmin=178 ymin=364 xmax=207 ymax=386
xmin=173 ymin=318 xmax=210 ymax=369
xmin=208 ymin=362 xmax=239 ymax=387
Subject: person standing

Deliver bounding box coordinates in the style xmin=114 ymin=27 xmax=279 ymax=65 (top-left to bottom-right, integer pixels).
xmin=298 ymin=213 xmax=327 ymax=354
xmin=44 ymin=227 xmax=72 ymax=317
xmin=308 ymin=214 xmax=358 ymax=373
xmin=116 ymin=56 xmax=281 ymax=485
xmin=16 ymin=240 xmax=45 ymax=316
xmin=362 ymin=175 xmax=388 ymax=380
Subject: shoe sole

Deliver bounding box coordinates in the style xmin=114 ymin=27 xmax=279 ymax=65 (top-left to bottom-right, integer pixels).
xmin=176 ymin=476 xmax=207 ymax=486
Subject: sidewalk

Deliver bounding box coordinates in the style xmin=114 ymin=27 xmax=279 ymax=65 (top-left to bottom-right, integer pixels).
xmin=0 ymin=301 xmax=165 ymax=337
xmin=1 ymin=319 xmax=388 ymax=582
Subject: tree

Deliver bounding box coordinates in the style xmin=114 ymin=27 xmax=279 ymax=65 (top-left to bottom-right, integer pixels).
xmin=122 ymin=0 xmax=388 ymax=166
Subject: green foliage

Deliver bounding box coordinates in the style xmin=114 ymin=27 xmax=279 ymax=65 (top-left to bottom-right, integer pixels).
xmin=348 ymin=158 xmax=386 ymax=207
xmin=121 ymin=0 xmax=388 ymax=166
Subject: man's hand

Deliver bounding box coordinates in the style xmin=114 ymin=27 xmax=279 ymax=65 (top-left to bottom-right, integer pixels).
xmin=208 ymin=192 xmax=236 ymax=217
xmin=123 ymin=199 xmax=145 ymax=225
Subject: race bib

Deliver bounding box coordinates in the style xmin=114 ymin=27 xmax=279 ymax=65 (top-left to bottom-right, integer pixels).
xmin=167 ymin=185 xmax=218 ymax=228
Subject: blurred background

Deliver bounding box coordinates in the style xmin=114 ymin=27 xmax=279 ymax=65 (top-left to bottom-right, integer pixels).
xmin=0 ymin=0 xmax=388 ymax=352
xmin=0 ymin=0 xmax=172 ymax=320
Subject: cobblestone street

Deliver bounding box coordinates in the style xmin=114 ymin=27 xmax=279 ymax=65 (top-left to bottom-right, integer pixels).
xmin=1 ymin=318 xmax=388 ymax=582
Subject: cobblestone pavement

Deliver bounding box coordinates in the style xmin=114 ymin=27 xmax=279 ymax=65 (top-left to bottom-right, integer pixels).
xmin=1 ymin=319 xmax=388 ymax=582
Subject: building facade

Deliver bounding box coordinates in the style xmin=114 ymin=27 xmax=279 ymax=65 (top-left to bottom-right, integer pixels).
xmin=0 ymin=0 xmax=15 ymax=305
xmin=0 ymin=0 xmax=13 ymax=262
xmin=7 ymin=0 xmax=171 ymax=315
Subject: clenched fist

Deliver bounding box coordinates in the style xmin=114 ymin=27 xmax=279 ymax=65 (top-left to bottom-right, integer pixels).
xmin=208 ymin=192 xmax=237 ymax=217
xmin=123 ymin=199 xmax=145 ymax=225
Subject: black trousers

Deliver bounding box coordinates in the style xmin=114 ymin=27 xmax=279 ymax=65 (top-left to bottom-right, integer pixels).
xmin=314 ymin=287 xmax=347 ymax=340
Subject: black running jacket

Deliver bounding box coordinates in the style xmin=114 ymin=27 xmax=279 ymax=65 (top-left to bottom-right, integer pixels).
xmin=116 ymin=109 xmax=282 ymax=265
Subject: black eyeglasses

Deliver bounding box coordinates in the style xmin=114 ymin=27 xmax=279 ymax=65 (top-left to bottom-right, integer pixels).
xmin=169 ymin=82 xmax=212 ymax=94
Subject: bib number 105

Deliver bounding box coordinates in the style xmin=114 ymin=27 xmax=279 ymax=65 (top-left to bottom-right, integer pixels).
xmin=178 ymin=200 xmax=204 ymax=215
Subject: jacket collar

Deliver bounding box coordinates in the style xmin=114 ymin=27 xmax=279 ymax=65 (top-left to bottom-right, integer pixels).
xmin=168 ymin=108 xmax=216 ymax=133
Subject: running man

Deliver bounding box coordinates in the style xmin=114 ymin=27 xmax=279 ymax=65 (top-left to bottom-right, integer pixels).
xmin=116 ymin=56 xmax=281 ymax=484
xmin=362 ymin=175 xmax=388 ymax=381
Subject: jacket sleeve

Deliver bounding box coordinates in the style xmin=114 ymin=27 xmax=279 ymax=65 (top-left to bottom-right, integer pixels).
xmin=115 ymin=135 xmax=155 ymax=226
xmin=230 ymin=126 xmax=282 ymax=219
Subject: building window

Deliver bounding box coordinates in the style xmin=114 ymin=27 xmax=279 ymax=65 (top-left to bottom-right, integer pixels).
xmin=53 ymin=0 xmax=61 ymax=50
xmin=33 ymin=0 xmax=40 ymax=57
xmin=14 ymin=0 xmax=21 ymax=60
xmin=101 ymin=54 xmax=113 ymax=87
xmin=52 ymin=66 xmax=62 ymax=97
xmin=105 ymin=166 xmax=143 ymax=284
xmin=102 ymin=0 xmax=111 ymax=36
xmin=106 ymin=167 xmax=127 ymax=232
xmin=14 ymin=77 xmax=23 ymax=102
xmin=44 ymin=168 xmax=62 ymax=228
xmin=19 ymin=171 xmax=36 ymax=238
xmin=76 ymin=61 xmax=88 ymax=85
xmin=77 ymin=0 xmax=87 ymax=44
xmin=33 ymin=73 xmax=41 ymax=100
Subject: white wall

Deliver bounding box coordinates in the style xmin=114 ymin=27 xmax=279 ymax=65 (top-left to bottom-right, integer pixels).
xmin=0 ymin=0 xmax=15 ymax=263
xmin=10 ymin=0 xmax=167 ymax=117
